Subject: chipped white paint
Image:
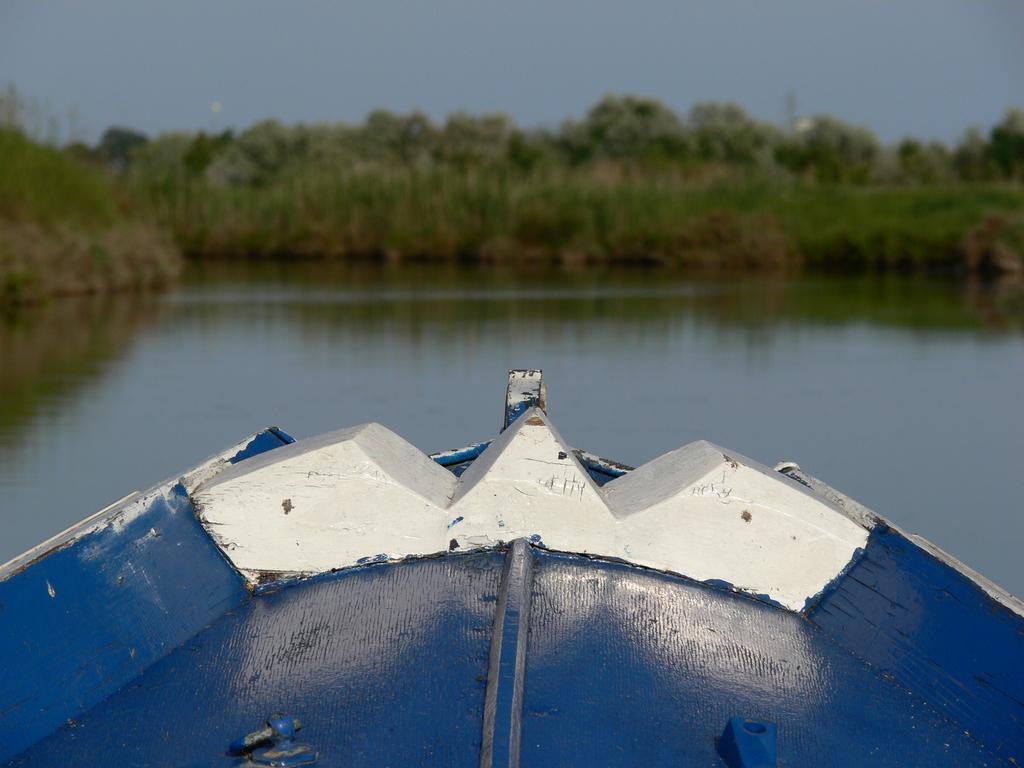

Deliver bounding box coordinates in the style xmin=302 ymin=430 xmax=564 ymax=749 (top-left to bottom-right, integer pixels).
xmin=573 ymin=448 xmax=632 ymax=474
xmin=429 ymin=441 xmax=490 ymax=462
xmin=779 ymin=462 xmax=1024 ymax=616
xmin=181 ymin=433 xmax=281 ymax=491
xmin=505 ymin=369 xmax=546 ymax=426
xmin=603 ymin=440 xmax=867 ymax=609
xmin=194 ymin=423 xmax=456 ymax=580
xmin=194 ymin=409 xmax=868 ymax=610
xmin=448 ymin=413 xmax=610 ymax=552
xmin=0 ymin=428 xmax=280 ymax=581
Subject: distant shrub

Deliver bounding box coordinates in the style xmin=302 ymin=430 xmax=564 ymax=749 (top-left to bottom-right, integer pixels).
xmin=505 ymin=128 xmax=558 ymax=172
xmin=182 ymin=131 xmax=233 ymax=178
xmin=953 ymin=127 xmax=998 ymax=181
xmin=97 ymin=127 xmax=149 ymax=173
xmin=232 ymin=120 xmax=298 ymax=184
xmin=989 ymin=108 xmax=1024 ymax=180
xmin=371 ymin=110 xmax=437 ymax=165
xmin=0 ymin=127 xmax=182 ymax=303
xmin=562 ymin=94 xmax=690 ymax=164
xmin=0 ymin=128 xmax=117 ymax=225
xmin=435 ymin=112 xmax=515 ymax=168
xmin=775 ymin=116 xmax=880 ymax=183
xmin=204 ymin=143 xmax=259 ymax=187
xmin=688 ymin=102 xmax=780 ymax=166
xmin=129 ymin=133 xmax=193 ymax=189
xmin=895 ymin=139 xmax=953 ymax=184
xmin=97 ymin=93 xmax=1022 ymax=189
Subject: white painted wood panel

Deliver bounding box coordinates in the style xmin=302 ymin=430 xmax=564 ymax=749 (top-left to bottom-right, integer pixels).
xmin=192 ymin=409 xmax=869 ymax=610
xmin=194 ymin=424 xmax=455 ymax=581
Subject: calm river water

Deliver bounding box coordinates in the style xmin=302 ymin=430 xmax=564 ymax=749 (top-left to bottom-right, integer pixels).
xmin=2 ymin=264 xmax=1022 ymax=594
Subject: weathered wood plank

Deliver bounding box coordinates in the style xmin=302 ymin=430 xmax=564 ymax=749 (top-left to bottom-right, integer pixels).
xmin=503 ymin=369 xmax=546 ymax=431
xmin=196 ymin=409 xmax=867 ymax=611
xmin=808 ymin=525 xmax=1024 ymax=763
xmin=0 ymin=428 xmax=291 ymax=763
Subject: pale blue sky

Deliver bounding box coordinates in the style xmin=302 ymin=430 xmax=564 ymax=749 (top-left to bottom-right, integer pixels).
xmin=1 ymin=0 xmax=1022 ymax=144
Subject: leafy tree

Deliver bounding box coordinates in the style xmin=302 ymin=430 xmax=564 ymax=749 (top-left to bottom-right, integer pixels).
xmin=896 ymin=139 xmax=952 ymax=183
xmin=506 ymin=128 xmax=556 ymax=172
xmin=776 ymin=116 xmax=879 ymax=183
xmin=989 ymin=108 xmax=1024 ymax=180
xmin=569 ymin=95 xmax=689 ymax=164
xmin=688 ymin=102 xmax=780 ymax=165
xmin=953 ymin=127 xmax=997 ymax=181
xmin=360 ymin=110 xmax=437 ymax=165
xmin=204 ymin=143 xmax=258 ymax=186
xmin=97 ymin=127 xmax=149 ymax=172
xmin=233 ymin=120 xmax=300 ymax=184
xmin=128 ymin=133 xmax=193 ymax=188
xmin=183 ymin=130 xmax=233 ymax=177
xmin=435 ymin=112 xmax=514 ymax=168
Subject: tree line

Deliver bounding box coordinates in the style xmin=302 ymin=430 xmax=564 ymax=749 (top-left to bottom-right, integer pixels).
xmin=77 ymin=95 xmax=1024 ymax=188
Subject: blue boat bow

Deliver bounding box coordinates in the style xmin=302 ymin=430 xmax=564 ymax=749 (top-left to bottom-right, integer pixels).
xmin=1 ymin=370 xmax=1022 ymax=767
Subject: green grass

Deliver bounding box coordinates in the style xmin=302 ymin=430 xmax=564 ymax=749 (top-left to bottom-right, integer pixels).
xmin=0 ymin=128 xmax=182 ymax=304
xmin=3 ymin=121 xmax=1023 ymax=307
xmin=135 ymin=166 xmax=1024 ymax=273
xmin=0 ymin=129 xmax=118 ymax=226
xmin=771 ymin=185 xmax=1024 ymax=270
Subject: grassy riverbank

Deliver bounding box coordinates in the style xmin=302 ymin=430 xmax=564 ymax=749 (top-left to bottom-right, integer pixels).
xmin=143 ymin=168 xmax=1024 ymax=273
xmin=124 ymin=96 xmax=1023 ymax=272
xmin=2 ymin=94 xmax=1023 ymax=305
xmin=0 ymin=128 xmax=181 ymax=304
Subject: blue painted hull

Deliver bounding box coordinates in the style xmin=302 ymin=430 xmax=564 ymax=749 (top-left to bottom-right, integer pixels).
xmin=5 ymin=545 xmax=1020 ymax=766
xmin=1 ymin=376 xmax=1022 ymax=766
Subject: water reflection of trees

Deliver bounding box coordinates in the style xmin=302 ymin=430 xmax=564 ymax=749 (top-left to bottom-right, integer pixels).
xmin=0 ymin=296 xmax=156 ymax=436
xmin=180 ymin=263 xmax=1024 ymax=335
xmin=0 ymin=266 xmax=1018 ymax=446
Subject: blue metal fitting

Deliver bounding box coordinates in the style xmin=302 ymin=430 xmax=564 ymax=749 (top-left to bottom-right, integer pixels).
xmin=718 ymin=717 xmax=777 ymax=768
xmin=229 ymin=713 xmax=317 ymax=766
